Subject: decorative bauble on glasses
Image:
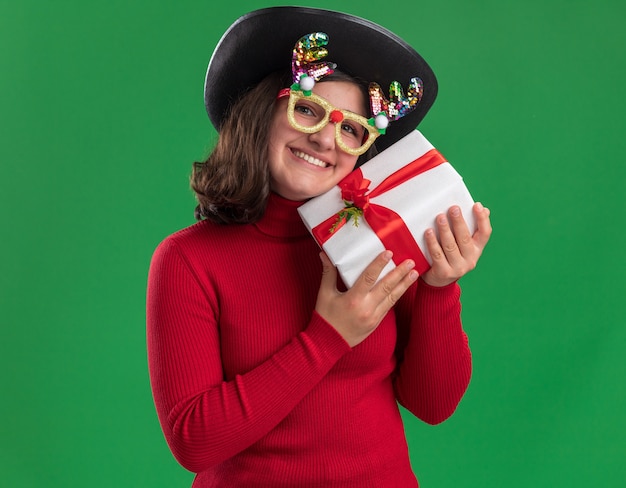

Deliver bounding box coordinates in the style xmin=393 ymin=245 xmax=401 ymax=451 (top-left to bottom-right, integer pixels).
xmin=291 ymin=32 xmax=336 ymax=95
xmin=369 ymin=78 xmax=424 ymax=134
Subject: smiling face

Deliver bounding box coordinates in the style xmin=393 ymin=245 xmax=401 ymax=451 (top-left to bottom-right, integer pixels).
xmin=267 ymin=81 xmax=367 ymax=201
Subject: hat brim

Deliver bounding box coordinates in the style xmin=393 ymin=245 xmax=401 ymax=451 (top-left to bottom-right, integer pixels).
xmin=204 ymin=6 xmax=438 ymax=152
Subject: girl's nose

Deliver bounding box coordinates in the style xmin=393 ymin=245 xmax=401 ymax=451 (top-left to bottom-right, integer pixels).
xmin=307 ymin=121 xmax=336 ymax=151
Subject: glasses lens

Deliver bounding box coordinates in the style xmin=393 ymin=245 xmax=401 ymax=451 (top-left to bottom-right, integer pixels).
xmin=292 ymin=98 xmax=327 ymax=129
xmin=337 ymin=116 xmax=370 ymax=151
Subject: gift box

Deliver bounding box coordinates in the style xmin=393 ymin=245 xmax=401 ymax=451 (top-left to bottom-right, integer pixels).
xmin=298 ymin=130 xmax=477 ymax=288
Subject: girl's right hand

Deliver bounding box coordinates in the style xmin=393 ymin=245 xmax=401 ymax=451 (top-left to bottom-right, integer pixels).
xmin=315 ymin=251 xmax=418 ymax=347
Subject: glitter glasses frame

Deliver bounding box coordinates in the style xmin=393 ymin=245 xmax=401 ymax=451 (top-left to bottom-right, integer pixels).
xmin=284 ymin=89 xmax=381 ymax=156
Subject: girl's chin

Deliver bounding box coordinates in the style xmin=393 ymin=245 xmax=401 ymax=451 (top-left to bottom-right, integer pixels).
xmin=274 ymin=183 xmax=332 ymax=201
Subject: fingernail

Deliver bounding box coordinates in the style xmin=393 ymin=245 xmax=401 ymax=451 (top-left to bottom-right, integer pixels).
xmin=405 ymin=260 xmax=415 ymax=270
xmin=450 ymin=206 xmax=460 ymax=217
xmin=409 ymin=270 xmax=419 ymax=281
xmin=383 ymin=250 xmax=393 ymax=261
xmin=476 ymin=202 xmax=484 ymax=211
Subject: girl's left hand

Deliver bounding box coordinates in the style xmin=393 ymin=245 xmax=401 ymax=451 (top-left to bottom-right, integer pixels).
xmin=421 ymin=202 xmax=492 ymax=287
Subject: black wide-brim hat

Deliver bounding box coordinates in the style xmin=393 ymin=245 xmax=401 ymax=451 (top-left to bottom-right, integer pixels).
xmin=205 ymin=6 xmax=438 ymax=152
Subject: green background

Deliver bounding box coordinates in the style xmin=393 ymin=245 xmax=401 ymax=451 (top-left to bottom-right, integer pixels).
xmin=1 ymin=0 xmax=624 ymax=486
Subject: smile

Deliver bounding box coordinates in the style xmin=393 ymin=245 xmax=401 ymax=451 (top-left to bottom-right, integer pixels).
xmin=292 ymin=149 xmax=329 ymax=168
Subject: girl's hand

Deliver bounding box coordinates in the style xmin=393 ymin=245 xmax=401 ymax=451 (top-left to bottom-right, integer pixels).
xmin=315 ymin=251 xmax=418 ymax=347
xmin=421 ymin=202 xmax=492 ymax=287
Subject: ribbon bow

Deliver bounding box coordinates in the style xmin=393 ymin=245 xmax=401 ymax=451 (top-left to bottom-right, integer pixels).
xmin=341 ymin=176 xmax=371 ymax=210
xmin=327 ymin=177 xmax=372 ymax=232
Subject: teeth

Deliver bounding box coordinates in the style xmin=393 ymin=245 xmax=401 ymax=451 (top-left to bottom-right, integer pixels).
xmin=293 ymin=150 xmax=328 ymax=168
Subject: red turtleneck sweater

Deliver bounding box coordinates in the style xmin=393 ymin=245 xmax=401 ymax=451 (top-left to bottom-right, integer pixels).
xmin=146 ymin=193 xmax=472 ymax=487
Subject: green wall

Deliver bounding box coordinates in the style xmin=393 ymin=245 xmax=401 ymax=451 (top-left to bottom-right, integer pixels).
xmin=1 ymin=0 xmax=624 ymax=486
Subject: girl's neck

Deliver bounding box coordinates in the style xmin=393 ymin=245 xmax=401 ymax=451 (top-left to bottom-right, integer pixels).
xmin=253 ymin=192 xmax=310 ymax=238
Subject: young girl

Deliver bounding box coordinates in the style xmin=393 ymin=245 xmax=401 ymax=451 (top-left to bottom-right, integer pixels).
xmin=147 ymin=7 xmax=491 ymax=487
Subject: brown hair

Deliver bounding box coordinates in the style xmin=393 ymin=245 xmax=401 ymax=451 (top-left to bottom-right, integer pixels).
xmin=191 ymin=70 xmax=378 ymax=224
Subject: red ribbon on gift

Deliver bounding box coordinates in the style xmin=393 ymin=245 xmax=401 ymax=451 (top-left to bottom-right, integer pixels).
xmin=312 ymin=148 xmax=446 ymax=275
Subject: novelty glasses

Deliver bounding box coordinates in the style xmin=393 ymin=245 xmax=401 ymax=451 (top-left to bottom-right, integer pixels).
xmin=279 ymin=89 xmax=381 ymax=156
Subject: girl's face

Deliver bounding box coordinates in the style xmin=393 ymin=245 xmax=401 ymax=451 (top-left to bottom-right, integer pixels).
xmin=268 ymin=81 xmax=366 ymax=201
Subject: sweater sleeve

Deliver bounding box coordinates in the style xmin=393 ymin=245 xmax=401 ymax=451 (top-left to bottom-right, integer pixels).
xmin=146 ymin=238 xmax=351 ymax=473
xmin=392 ymin=279 xmax=472 ymax=425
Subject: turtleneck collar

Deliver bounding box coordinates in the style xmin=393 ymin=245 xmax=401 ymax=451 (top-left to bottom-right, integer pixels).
xmin=253 ymin=192 xmax=311 ymax=239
